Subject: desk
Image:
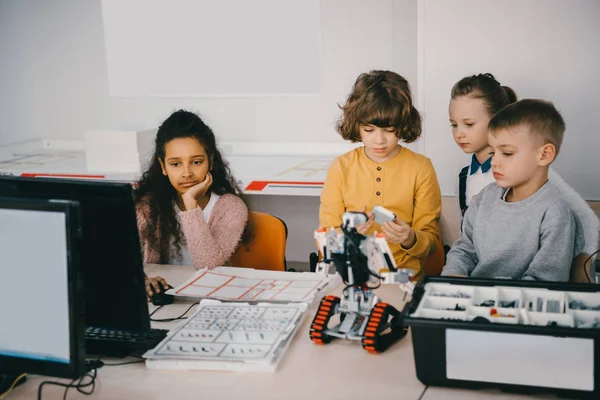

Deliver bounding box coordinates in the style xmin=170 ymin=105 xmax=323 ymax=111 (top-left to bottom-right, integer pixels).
xmin=9 ymin=264 xmax=425 ymax=400
xmin=9 ymin=265 xmax=569 ymax=399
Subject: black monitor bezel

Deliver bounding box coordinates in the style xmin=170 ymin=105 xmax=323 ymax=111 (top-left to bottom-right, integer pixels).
xmin=0 ymin=176 xmax=151 ymax=334
xmin=0 ymin=196 xmax=87 ymax=379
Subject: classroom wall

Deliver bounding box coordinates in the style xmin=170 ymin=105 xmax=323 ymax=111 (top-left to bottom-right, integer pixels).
xmin=421 ymin=0 xmax=600 ymax=200
xmin=1 ymin=0 xmax=599 ymax=262
xmin=0 ymin=0 xmax=418 ymax=147
xmin=0 ymin=0 xmax=418 ymax=263
xmin=2 ymin=0 xmax=599 ymax=199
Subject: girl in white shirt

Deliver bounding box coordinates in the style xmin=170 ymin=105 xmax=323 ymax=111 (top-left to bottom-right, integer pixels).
xmin=448 ymin=73 xmax=517 ymax=217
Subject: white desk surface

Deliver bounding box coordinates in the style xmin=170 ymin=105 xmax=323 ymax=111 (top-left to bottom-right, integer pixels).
xmin=9 ymin=264 xmax=564 ymax=400
xmin=9 ymin=264 xmax=423 ymax=400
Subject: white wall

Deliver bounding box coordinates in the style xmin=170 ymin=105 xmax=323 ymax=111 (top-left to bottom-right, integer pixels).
xmin=2 ymin=1 xmax=598 ymax=198
xmin=0 ymin=0 xmax=417 ymax=147
xmin=0 ymin=0 xmax=417 ymax=262
xmin=421 ymin=0 xmax=600 ymax=200
xmin=101 ymin=0 xmax=323 ymax=96
xmin=1 ymin=0 xmax=599 ymax=261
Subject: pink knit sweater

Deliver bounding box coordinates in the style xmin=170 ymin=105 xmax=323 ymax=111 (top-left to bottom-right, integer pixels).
xmin=137 ymin=193 xmax=248 ymax=269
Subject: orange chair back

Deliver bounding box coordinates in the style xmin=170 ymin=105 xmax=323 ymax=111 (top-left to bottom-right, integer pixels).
xmin=229 ymin=212 xmax=287 ymax=271
xmin=423 ymin=232 xmax=445 ymax=276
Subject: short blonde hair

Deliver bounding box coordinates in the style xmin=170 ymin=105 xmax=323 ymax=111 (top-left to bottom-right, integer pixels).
xmin=488 ymin=99 xmax=565 ymax=155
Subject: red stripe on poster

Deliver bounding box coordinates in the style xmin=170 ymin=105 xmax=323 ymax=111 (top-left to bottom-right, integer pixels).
xmin=21 ymin=173 xmax=106 ymax=179
xmin=244 ymin=181 xmax=324 ymax=191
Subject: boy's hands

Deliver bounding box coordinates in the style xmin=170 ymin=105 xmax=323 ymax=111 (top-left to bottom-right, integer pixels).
xmin=351 ymin=207 xmax=416 ymax=251
xmin=145 ymin=276 xmax=169 ymax=300
xmin=182 ymin=172 xmax=212 ymax=210
xmin=355 ymin=206 xmax=374 ymax=235
xmin=381 ymin=218 xmax=416 ymax=249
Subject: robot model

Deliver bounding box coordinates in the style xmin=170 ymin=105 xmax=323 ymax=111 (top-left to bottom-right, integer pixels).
xmin=309 ymin=212 xmax=415 ymax=353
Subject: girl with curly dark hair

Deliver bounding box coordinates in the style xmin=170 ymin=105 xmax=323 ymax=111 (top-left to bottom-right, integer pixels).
xmin=136 ymin=110 xmax=249 ymax=295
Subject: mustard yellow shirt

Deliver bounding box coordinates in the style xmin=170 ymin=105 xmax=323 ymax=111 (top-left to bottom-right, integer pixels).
xmin=319 ymin=146 xmax=442 ymax=275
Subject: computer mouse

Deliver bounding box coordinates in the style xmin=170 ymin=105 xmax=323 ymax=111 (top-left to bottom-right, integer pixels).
xmin=150 ymin=284 xmax=174 ymax=306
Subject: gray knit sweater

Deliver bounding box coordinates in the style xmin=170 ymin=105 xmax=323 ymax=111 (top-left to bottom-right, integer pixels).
xmin=442 ymin=182 xmax=585 ymax=281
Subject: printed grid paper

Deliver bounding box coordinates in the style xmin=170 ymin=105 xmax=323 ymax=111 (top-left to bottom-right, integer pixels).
xmin=170 ymin=267 xmax=333 ymax=303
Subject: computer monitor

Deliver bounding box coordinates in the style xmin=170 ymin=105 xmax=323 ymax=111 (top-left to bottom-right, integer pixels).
xmin=0 ymin=196 xmax=87 ymax=379
xmin=0 ymin=177 xmax=150 ymax=334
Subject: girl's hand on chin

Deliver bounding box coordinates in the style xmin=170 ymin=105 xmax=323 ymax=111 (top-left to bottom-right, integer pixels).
xmin=182 ymin=172 xmax=212 ymax=210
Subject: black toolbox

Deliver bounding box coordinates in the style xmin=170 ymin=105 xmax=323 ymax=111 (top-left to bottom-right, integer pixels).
xmin=405 ymin=276 xmax=600 ymax=399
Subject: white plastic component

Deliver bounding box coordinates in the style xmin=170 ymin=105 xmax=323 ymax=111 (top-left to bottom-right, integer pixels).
xmin=371 ymin=205 xmax=396 ymax=224
xmin=412 ymin=282 xmax=600 ymax=329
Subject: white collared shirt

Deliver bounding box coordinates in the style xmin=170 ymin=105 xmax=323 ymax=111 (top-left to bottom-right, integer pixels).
xmin=466 ymin=166 xmax=495 ymax=206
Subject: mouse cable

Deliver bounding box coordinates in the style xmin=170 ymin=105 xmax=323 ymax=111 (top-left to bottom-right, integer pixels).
xmin=150 ymin=302 xmax=199 ymax=322
xmin=101 ymin=355 xmax=145 ymax=366
xmin=37 ymin=360 xmax=101 ymax=400
xmin=0 ymin=373 xmax=27 ymax=400
xmin=149 ymin=304 xmax=164 ymax=317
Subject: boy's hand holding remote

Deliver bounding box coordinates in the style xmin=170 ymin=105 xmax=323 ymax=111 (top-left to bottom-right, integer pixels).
xmin=372 ymin=205 xmax=395 ymax=224
xmin=381 ymin=218 xmax=416 ymax=249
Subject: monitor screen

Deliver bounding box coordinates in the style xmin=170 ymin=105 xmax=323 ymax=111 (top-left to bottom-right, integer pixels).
xmin=0 ymin=197 xmax=86 ymax=379
xmin=0 ymin=177 xmax=150 ymax=333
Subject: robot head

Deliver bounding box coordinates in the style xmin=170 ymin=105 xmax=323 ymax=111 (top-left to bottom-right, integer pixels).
xmin=341 ymin=211 xmax=368 ymax=229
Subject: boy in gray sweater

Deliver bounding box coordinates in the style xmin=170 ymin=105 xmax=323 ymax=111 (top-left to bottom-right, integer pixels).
xmin=442 ymin=99 xmax=585 ymax=281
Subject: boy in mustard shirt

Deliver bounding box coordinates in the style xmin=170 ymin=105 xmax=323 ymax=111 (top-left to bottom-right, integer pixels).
xmin=319 ymin=71 xmax=442 ymax=276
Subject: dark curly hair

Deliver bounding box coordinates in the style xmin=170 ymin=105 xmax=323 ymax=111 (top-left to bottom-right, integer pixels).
xmin=336 ymin=70 xmax=422 ymax=143
xmin=451 ymin=73 xmax=518 ymax=116
xmin=135 ymin=109 xmax=250 ymax=263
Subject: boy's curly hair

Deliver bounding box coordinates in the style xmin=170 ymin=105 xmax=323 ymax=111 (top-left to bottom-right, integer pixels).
xmin=336 ymin=70 xmax=421 ymax=143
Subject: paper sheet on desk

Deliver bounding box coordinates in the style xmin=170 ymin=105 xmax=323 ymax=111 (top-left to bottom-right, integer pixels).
xmin=167 ymin=266 xmax=337 ymax=303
